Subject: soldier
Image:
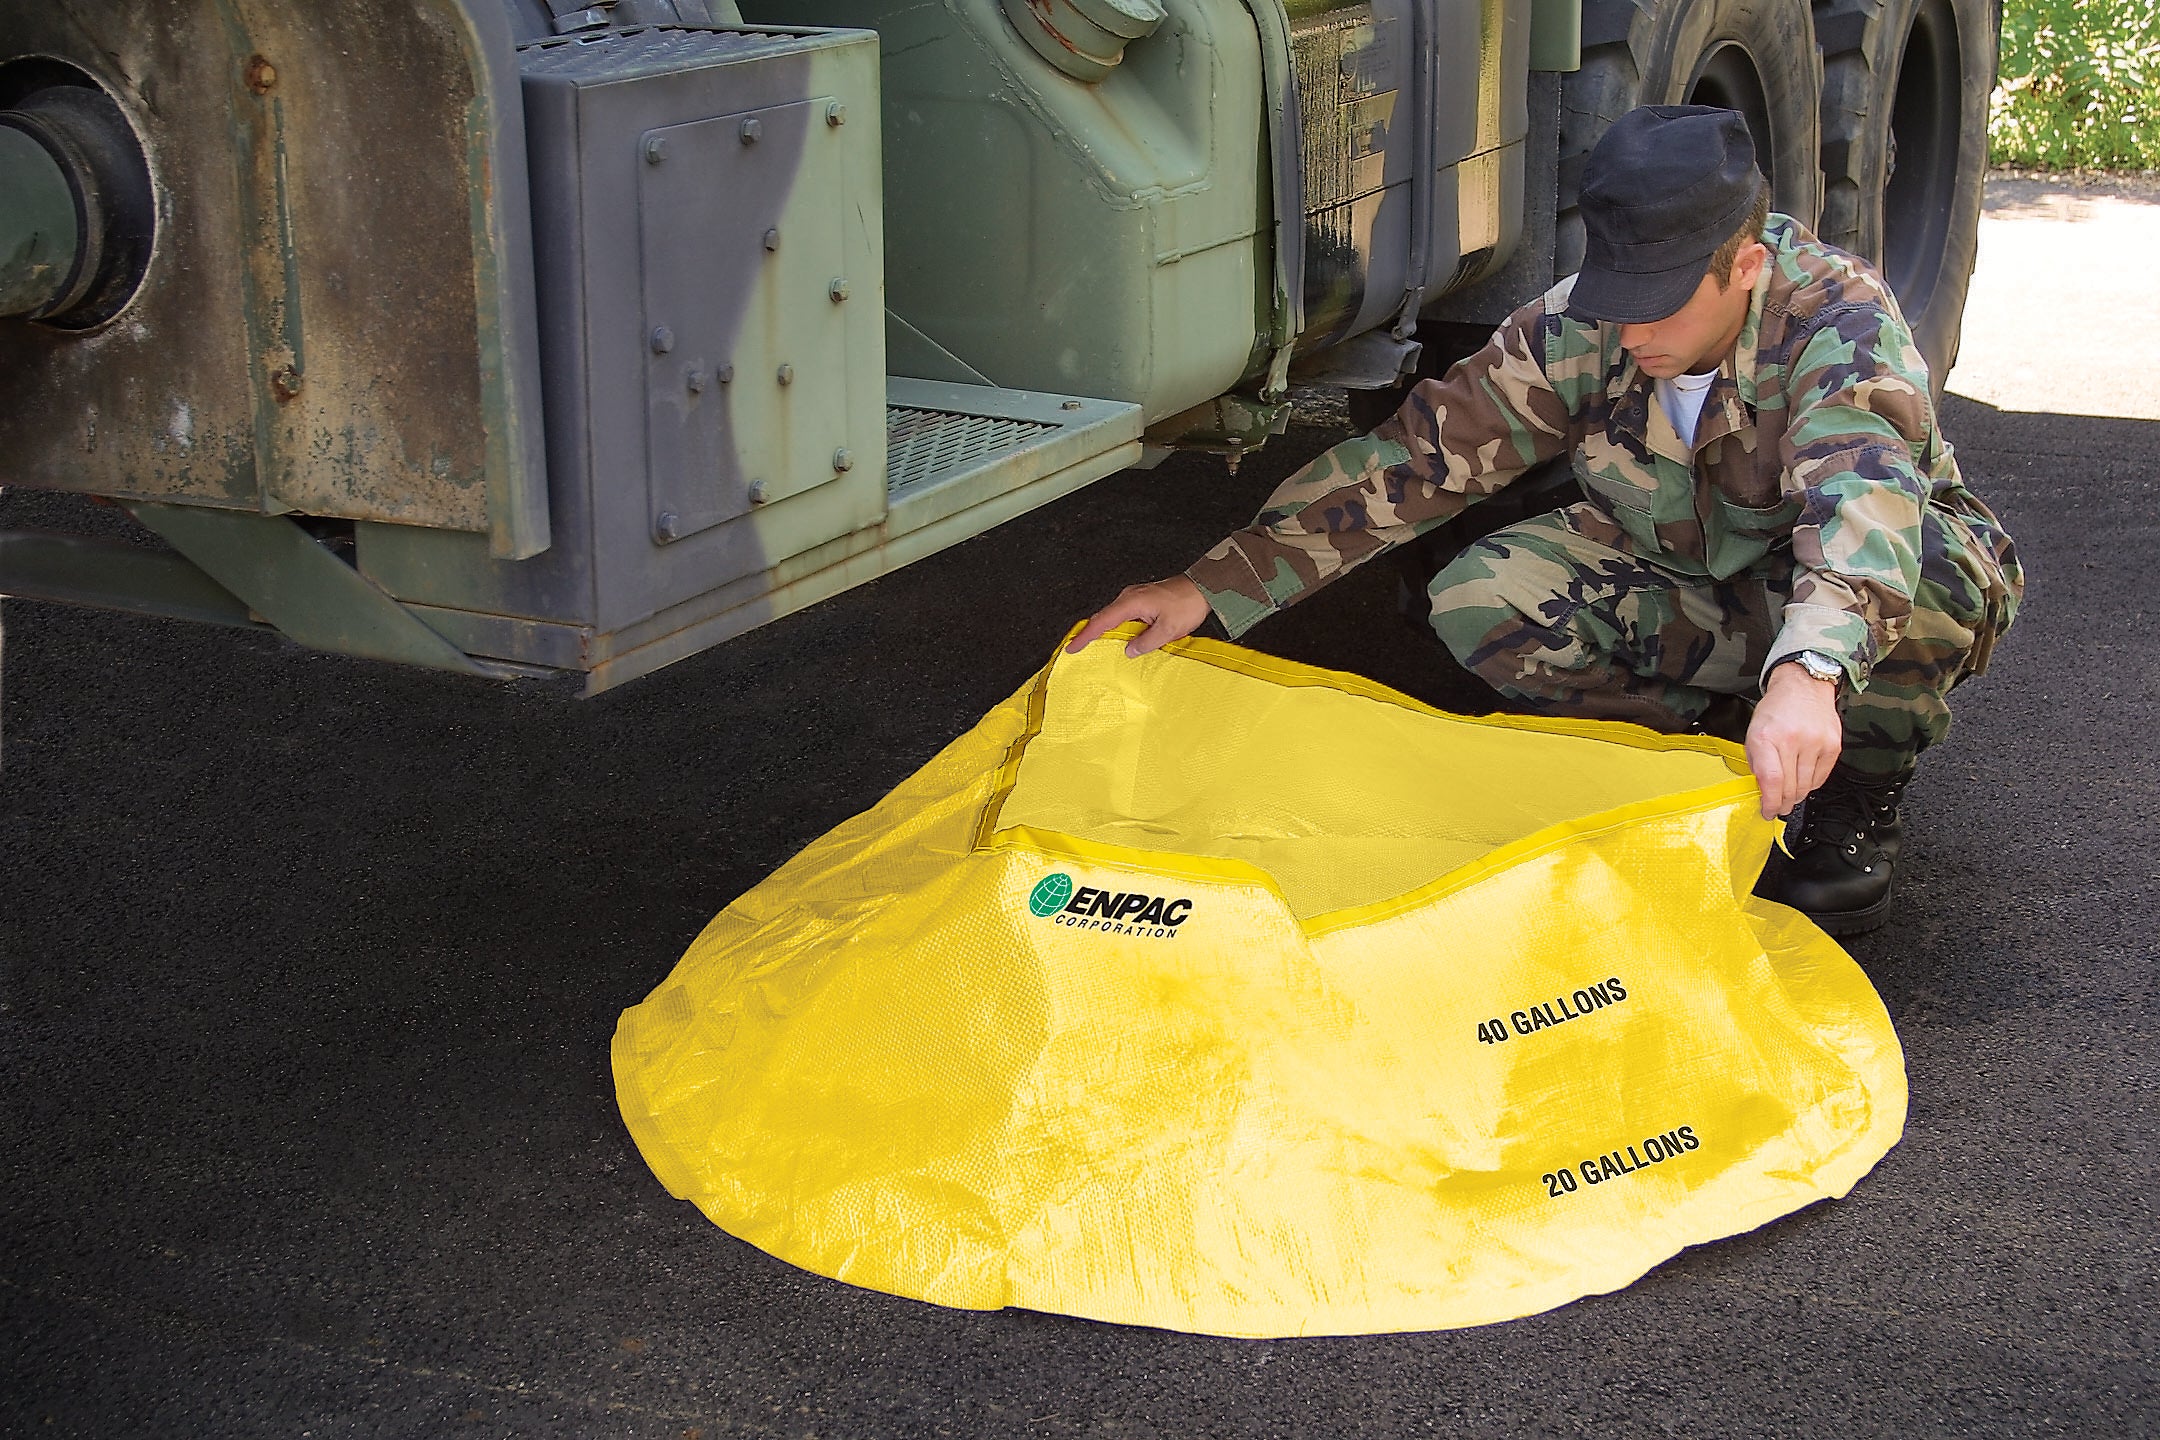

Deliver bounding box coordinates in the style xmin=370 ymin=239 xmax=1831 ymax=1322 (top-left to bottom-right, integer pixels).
xmin=1070 ymin=104 xmax=2022 ymax=935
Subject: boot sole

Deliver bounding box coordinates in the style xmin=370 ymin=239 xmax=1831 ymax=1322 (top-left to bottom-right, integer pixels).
xmin=1808 ymin=882 xmax=1897 ymax=937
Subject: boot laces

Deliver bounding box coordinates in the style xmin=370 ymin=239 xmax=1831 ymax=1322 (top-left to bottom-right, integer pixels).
xmin=1794 ymin=770 xmax=1909 ymax=856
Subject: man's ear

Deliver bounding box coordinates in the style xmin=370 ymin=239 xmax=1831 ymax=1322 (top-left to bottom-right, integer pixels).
xmin=1732 ymin=240 xmax=1770 ymax=290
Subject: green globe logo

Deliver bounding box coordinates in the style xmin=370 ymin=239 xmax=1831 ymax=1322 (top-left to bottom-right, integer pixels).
xmin=1028 ymin=872 xmax=1074 ymax=918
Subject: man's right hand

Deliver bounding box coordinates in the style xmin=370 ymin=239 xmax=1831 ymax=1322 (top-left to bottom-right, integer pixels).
xmin=1066 ymin=576 xmax=1213 ymax=658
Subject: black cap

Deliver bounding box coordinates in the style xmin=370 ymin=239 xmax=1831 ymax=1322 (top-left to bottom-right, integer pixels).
xmin=1567 ymin=105 xmax=1766 ymax=325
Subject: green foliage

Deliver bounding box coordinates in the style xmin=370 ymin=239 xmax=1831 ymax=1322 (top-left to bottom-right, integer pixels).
xmin=1990 ymin=0 xmax=2160 ymax=170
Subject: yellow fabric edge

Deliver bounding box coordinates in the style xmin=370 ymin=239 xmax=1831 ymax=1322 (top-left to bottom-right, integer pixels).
xmin=1301 ymin=780 xmax=1765 ymax=936
xmin=612 ymin=1013 xmax=696 ymax=1205
xmin=976 ymin=624 xmax=1769 ymax=937
xmin=1159 ymin=627 xmax=1753 ymax=767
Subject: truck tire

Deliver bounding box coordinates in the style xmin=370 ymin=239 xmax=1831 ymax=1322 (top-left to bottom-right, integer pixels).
xmin=1556 ymin=0 xmax=1824 ymax=277
xmin=1815 ymin=0 xmax=1995 ymax=387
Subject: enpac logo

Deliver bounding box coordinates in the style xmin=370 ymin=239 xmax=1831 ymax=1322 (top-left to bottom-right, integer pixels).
xmin=1028 ymin=873 xmax=1075 ymax=917
xmin=1027 ymin=872 xmax=1194 ymax=938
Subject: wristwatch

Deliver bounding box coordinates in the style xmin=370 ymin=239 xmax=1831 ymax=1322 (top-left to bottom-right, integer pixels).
xmin=1786 ymin=650 xmax=1843 ymax=687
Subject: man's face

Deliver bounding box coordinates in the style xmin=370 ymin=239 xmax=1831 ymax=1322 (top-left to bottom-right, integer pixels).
xmin=1615 ymin=240 xmax=1768 ymax=378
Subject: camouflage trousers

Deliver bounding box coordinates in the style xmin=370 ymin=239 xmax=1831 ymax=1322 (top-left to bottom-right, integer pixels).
xmin=1428 ymin=502 xmax=2016 ymax=776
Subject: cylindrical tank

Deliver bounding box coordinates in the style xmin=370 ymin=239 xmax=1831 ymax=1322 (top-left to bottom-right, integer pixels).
xmin=1288 ymin=0 xmax=1529 ymax=354
xmin=744 ymin=0 xmax=1527 ymax=414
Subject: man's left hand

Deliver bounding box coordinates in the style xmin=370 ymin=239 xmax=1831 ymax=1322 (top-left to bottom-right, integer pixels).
xmin=1744 ymin=662 xmax=1844 ymax=819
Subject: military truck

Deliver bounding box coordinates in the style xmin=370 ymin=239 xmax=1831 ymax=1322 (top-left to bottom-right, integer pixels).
xmin=0 ymin=0 xmax=1994 ymax=692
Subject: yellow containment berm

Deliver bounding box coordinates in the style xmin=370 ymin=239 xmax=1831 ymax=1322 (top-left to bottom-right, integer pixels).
xmin=613 ymin=625 xmax=1907 ymax=1337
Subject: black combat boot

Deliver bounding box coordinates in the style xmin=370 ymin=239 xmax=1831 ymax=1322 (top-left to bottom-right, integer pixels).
xmin=1754 ymin=765 xmax=1914 ymax=935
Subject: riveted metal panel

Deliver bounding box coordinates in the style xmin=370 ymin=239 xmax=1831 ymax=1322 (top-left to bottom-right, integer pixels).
xmin=639 ymin=98 xmax=853 ymax=541
xmin=359 ymin=23 xmax=888 ymax=636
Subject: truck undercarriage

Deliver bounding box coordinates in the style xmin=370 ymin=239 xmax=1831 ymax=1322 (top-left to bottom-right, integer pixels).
xmin=0 ymin=0 xmax=1994 ymax=691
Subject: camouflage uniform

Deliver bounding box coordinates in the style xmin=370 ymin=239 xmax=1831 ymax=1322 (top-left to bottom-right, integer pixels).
xmin=1187 ymin=215 xmax=2023 ymax=775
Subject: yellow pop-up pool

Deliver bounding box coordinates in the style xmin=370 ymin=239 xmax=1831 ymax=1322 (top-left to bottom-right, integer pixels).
xmin=613 ymin=626 xmax=1905 ymax=1337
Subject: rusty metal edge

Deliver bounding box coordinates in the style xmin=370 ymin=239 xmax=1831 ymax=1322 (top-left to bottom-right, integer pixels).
xmin=456 ymin=0 xmax=552 ymax=561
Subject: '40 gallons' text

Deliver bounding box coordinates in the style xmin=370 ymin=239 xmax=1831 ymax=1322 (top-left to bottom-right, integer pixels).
xmin=1475 ymin=976 xmax=1628 ymax=1044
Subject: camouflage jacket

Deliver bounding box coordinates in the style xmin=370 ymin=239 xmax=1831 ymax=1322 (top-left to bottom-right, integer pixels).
xmin=1187 ymin=215 xmax=2022 ymax=691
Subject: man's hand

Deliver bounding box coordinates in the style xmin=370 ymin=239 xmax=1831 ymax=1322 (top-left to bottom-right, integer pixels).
xmin=1744 ymin=662 xmax=1844 ymax=819
xmin=1067 ymin=576 xmax=1213 ymax=658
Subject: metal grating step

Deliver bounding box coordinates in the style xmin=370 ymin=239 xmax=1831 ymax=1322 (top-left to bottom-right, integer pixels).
xmin=518 ymin=26 xmax=815 ymax=80
xmin=886 ymin=407 xmax=1060 ymax=499
xmin=878 ymin=378 xmax=1142 ymax=542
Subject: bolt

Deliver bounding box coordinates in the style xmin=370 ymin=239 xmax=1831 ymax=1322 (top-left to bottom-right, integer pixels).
xmin=686 ymin=367 xmax=708 ymax=394
xmin=740 ymin=117 xmax=762 ymax=144
xmin=1061 ymin=399 xmax=1083 ymax=410
xmin=245 ymin=55 xmax=277 ymax=95
xmin=650 ymin=326 xmax=675 ymax=354
xmin=776 ymin=363 xmax=794 ymax=386
xmin=644 ymin=135 xmax=667 ymax=164
xmin=748 ymin=480 xmax=770 ymax=505
xmin=717 ymin=362 xmax=735 ymax=384
xmin=826 ymin=102 xmax=847 ymax=127
xmin=763 ymin=228 xmax=780 ymax=252
xmin=828 ymin=278 xmax=850 ymax=303
xmin=654 ymin=511 xmax=680 ymax=542
xmin=270 ymin=366 xmax=303 ymax=401
xmin=832 ymin=447 xmax=853 ymax=472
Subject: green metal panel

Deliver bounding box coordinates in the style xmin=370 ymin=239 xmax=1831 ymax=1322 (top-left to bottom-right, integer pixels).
xmin=1529 ymin=0 xmax=1581 ymax=71
xmin=126 ymin=501 xmax=501 ymax=675
xmin=743 ymin=0 xmax=1271 ymax=425
xmin=0 ymin=126 xmax=78 ymax=317
xmin=0 ymin=530 xmax=258 ymax=628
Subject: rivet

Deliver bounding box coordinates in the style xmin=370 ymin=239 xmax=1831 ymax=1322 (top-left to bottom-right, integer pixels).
xmin=828 ymin=278 xmax=849 ymax=303
xmin=763 ymin=227 xmax=780 ymax=252
xmin=270 ymin=365 xmax=304 ymax=401
xmin=740 ymin=117 xmax=762 ymax=144
xmin=776 ymin=363 xmax=794 ymax=386
xmin=832 ymin=447 xmax=853 ymax=472
xmin=245 ymin=56 xmax=278 ymax=95
xmin=717 ymin=362 xmax=735 ymax=384
xmin=748 ymin=480 xmax=770 ymax=505
xmin=655 ymin=511 xmax=680 ymax=542
xmin=650 ymin=326 xmax=675 ymax=354
xmin=686 ymin=367 xmax=708 ymax=394
xmin=1060 ymin=399 xmax=1083 ymax=410
xmin=644 ymin=135 xmax=667 ymax=164
xmin=826 ymin=101 xmax=847 ymax=127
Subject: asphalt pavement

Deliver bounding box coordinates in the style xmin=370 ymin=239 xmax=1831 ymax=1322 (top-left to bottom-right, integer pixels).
xmin=3 ymin=181 xmax=2156 ymax=1437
